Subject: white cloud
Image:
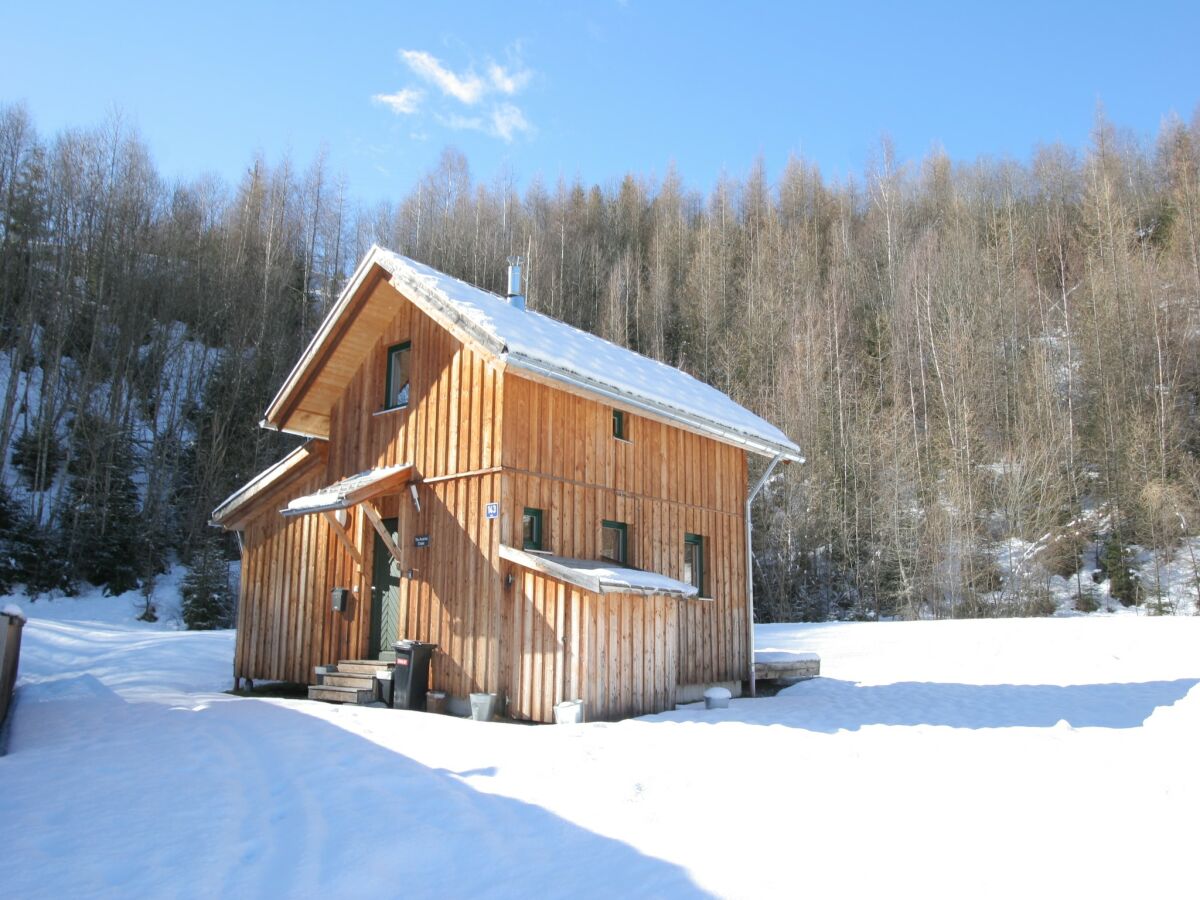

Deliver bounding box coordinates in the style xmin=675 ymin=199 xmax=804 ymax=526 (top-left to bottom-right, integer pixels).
xmin=372 ymin=88 xmax=424 ymax=115
xmin=437 ymin=112 xmax=487 ymax=133
xmin=488 ymin=62 xmax=532 ymax=95
xmin=400 ymin=50 xmax=486 ymax=105
xmin=379 ymin=47 xmax=536 ymax=143
xmin=491 ymin=103 xmax=533 ymax=142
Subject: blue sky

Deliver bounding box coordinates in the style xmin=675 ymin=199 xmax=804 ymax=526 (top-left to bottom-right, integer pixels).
xmin=3 ymin=1 xmax=1199 ymax=201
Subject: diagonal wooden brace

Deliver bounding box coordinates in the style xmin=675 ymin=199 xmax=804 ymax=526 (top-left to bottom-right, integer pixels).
xmin=321 ymin=509 xmax=363 ymax=569
xmin=361 ymin=500 xmax=404 ymax=565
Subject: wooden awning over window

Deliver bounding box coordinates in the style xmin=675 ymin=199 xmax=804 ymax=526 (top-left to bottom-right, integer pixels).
xmin=499 ymin=544 xmax=701 ymax=599
xmin=280 ymin=463 xmax=414 ymax=517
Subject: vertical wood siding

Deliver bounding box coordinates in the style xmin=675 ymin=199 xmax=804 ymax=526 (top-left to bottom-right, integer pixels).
xmin=500 ymin=375 xmax=749 ymax=706
xmin=234 ymin=284 xmax=505 ymax=691
xmin=502 ymin=569 xmax=678 ymax=722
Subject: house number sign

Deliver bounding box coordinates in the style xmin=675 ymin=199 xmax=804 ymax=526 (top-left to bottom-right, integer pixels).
xmin=485 ymin=502 xmax=499 ymax=519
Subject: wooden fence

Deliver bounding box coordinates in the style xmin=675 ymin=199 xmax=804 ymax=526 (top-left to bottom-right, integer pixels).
xmin=0 ymin=608 xmax=25 ymax=754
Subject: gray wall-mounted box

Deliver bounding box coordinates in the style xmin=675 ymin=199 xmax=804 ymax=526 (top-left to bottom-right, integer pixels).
xmin=330 ymin=587 xmax=349 ymax=612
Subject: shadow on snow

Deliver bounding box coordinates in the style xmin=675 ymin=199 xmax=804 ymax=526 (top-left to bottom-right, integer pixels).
xmin=719 ymin=677 xmax=1200 ymax=732
xmin=2 ymin=676 xmax=708 ymax=898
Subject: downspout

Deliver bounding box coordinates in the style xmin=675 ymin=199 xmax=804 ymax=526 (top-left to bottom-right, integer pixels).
xmin=746 ymin=452 xmax=785 ymax=697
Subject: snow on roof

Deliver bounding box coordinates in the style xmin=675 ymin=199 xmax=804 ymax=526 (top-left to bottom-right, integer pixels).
xmin=376 ymin=249 xmax=803 ymax=461
xmin=210 ymin=443 xmax=323 ymax=528
xmin=282 ymin=463 xmax=414 ymax=517
xmin=499 ymin=544 xmax=700 ymax=598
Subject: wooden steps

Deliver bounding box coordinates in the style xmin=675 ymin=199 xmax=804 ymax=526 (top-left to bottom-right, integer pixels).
xmin=308 ymin=660 xmax=394 ymax=705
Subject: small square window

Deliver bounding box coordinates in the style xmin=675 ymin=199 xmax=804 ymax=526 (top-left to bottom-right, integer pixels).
xmin=385 ymin=341 xmax=411 ymax=409
xmin=601 ymin=520 xmax=628 ymax=565
xmin=523 ymin=508 xmax=543 ymax=551
xmin=684 ymin=533 xmax=705 ymax=594
xmin=612 ymin=408 xmax=627 ymax=440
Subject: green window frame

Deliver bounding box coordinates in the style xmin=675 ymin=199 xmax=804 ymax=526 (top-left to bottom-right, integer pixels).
xmin=523 ymin=508 xmax=544 ymax=551
xmin=601 ymin=520 xmax=628 ymax=565
xmin=384 ymin=341 xmax=411 ymax=410
xmin=612 ymin=408 xmax=627 ymax=440
xmin=684 ymin=533 xmax=705 ymax=595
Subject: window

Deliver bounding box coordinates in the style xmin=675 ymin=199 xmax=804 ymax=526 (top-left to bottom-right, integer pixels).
xmin=601 ymin=520 xmax=628 ymax=565
xmin=684 ymin=533 xmax=705 ymax=594
xmin=612 ymin=408 xmax=627 ymax=440
xmin=384 ymin=341 xmax=411 ymax=409
xmin=523 ymin=508 xmax=543 ymax=551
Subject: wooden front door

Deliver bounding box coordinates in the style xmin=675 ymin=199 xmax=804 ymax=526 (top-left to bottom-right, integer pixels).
xmin=369 ymin=517 xmax=401 ymax=660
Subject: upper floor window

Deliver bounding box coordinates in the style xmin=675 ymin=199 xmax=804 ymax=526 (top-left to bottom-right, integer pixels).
xmin=601 ymin=519 xmax=628 ymax=565
xmin=523 ymin=508 xmax=544 ymax=551
xmin=684 ymin=533 xmax=705 ymax=595
xmin=385 ymin=341 xmax=411 ymax=409
xmin=612 ymin=408 xmax=627 ymax=440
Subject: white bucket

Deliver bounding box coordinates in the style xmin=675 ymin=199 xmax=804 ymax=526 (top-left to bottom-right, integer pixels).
xmin=469 ymin=692 xmax=498 ymax=721
xmin=553 ymin=699 xmax=585 ymax=724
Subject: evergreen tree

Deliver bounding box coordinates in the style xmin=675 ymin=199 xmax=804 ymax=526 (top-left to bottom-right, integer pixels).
xmin=180 ymin=533 xmax=235 ymax=630
xmin=1099 ymin=534 xmax=1143 ymax=607
xmin=62 ymin=415 xmax=145 ymax=594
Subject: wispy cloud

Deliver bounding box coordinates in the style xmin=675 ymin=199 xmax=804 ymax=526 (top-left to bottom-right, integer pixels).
xmin=372 ymin=88 xmax=424 ymax=115
xmin=437 ymin=112 xmax=487 ymax=133
xmin=491 ymin=103 xmax=533 ymax=142
xmin=487 ymin=62 xmax=532 ymax=96
xmin=436 ymin=105 xmax=534 ymax=144
xmin=400 ymin=50 xmax=486 ymax=105
xmin=375 ymin=46 xmax=535 ymax=143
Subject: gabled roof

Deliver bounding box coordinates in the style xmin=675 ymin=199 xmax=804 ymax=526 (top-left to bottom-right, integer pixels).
xmin=264 ymin=246 xmax=802 ymax=462
xmin=499 ymin=545 xmax=700 ymax=599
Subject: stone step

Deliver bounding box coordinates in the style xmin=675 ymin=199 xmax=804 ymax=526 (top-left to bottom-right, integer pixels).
xmin=320 ymin=672 xmax=377 ymax=690
xmin=335 ymin=659 xmax=395 ymax=675
xmin=308 ymin=684 xmax=375 ymax=704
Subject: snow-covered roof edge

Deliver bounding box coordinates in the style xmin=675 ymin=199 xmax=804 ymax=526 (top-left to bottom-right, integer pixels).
xmin=210 ymin=443 xmax=323 ymax=528
xmin=281 ymin=463 xmax=414 ymax=517
xmin=499 ymin=544 xmax=701 ymax=599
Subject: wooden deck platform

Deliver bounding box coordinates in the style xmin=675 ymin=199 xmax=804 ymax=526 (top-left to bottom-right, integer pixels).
xmin=754 ymin=651 xmax=820 ymax=682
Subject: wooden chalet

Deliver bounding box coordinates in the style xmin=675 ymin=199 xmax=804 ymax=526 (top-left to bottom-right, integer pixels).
xmin=211 ymin=247 xmax=802 ymax=721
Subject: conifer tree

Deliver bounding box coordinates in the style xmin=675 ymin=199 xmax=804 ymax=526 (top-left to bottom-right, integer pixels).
xmin=180 ymin=533 xmax=234 ymax=630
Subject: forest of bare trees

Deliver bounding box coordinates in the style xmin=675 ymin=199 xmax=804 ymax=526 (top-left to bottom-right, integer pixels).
xmin=1 ymin=100 xmax=1198 ymax=622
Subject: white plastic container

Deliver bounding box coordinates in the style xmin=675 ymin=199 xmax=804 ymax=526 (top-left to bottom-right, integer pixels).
xmin=704 ymin=686 xmax=731 ymax=710
xmin=469 ymin=692 xmax=498 ymax=721
xmin=553 ymin=699 xmax=585 ymax=724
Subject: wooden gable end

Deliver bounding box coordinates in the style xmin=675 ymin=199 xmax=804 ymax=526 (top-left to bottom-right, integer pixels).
xmin=322 ymin=282 xmax=503 ymax=482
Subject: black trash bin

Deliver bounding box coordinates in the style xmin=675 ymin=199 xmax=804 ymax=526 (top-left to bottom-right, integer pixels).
xmin=391 ymin=640 xmax=437 ymax=710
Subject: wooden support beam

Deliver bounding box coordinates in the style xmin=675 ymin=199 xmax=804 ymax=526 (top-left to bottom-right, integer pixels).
xmin=361 ymin=500 xmax=404 ymax=565
xmin=321 ymin=510 xmax=363 ymax=567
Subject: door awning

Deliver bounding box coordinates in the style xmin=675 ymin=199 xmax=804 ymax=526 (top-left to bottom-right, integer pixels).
xmin=281 ymin=463 xmax=414 ymax=517
xmin=499 ymin=544 xmax=701 ymax=599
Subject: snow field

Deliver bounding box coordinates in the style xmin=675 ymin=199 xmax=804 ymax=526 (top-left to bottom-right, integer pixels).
xmin=1 ymin=604 xmax=1197 ymax=899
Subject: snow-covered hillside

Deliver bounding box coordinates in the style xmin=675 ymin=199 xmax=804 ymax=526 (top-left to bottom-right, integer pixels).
xmin=1 ymin=602 xmax=1196 ymax=898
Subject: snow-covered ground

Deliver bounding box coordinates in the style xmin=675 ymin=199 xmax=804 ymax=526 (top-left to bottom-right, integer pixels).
xmin=2 ymin=601 xmax=1197 ymax=899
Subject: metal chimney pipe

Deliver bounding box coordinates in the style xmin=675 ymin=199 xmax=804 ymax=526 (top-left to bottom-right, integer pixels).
xmin=506 ymin=256 xmax=524 ymax=310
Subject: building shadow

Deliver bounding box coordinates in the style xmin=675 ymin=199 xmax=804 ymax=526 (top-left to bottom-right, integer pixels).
xmin=2 ymin=679 xmax=709 ymax=898
xmin=660 ymin=676 xmax=1199 ymax=732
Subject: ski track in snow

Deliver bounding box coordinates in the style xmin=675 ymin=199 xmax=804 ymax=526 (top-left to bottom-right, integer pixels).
xmin=1 ymin=602 xmax=1198 ymax=899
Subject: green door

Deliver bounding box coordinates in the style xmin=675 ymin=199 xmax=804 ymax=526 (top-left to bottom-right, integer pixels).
xmin=369 ymin=518 xmax=401 ymax=660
